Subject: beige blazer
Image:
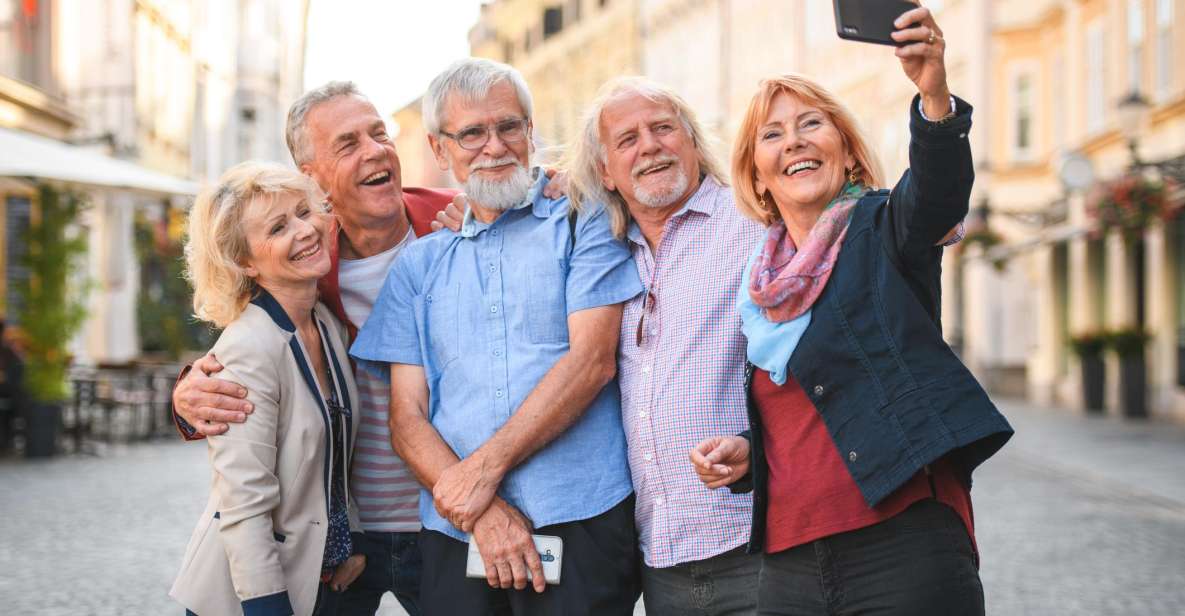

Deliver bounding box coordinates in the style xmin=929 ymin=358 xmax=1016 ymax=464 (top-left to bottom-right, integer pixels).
xmin=171 ymin=294 xmax=360 ymax=616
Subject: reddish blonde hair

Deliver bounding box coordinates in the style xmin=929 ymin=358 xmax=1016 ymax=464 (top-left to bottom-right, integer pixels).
xmin=731 ymin=74 xmax=884 ymax=226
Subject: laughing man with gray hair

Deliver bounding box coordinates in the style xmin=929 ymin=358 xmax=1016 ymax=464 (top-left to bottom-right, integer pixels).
xmin=350 ymin=58 xmax=643 ymax=615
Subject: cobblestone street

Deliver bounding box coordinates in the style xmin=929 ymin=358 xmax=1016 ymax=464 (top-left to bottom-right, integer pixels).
xmin=2 ymin=399 xmax=1184 ymax=615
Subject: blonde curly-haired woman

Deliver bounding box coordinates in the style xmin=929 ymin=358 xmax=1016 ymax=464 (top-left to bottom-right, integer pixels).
xmin=170 ymin=161 xmax=361 ymax=616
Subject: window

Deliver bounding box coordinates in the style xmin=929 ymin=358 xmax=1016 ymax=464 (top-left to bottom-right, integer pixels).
xmin=543 ymin=7 xmax=563 ymax=39
xmin=1127 ymin=0 xmax=1145 ymax=93
xmin=4 ymin=195 xmax=31 ymax=324
xmin=1156 ymin=0 xmax=1174 ymax=97
xmin=1085 ymin=21 xmax=1106 ymax=134
xmin=1012 ymin=70 xmax=1035 ymax=161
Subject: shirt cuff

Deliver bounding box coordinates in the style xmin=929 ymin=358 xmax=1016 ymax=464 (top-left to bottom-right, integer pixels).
xmin=171 ymin=364 xmax=204 ymax=442
xmin=917 ymin=95 xmax=957 ymax=122
xmin=241 ymin=590 xmax=293 ymax=616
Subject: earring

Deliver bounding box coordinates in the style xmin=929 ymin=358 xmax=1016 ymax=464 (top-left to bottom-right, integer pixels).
xmin=758 ymin=196 xmax=767 ymax=209
xmin=848 ymin=167 xmax=860 ymax=184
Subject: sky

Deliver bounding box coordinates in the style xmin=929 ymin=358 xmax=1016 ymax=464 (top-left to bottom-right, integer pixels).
xmin=303 ymin=0 xmax=485 ymax=120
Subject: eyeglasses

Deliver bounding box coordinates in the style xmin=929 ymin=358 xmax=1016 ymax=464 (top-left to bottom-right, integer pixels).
xmin=439 ymin=117 xmax=529 ymax=151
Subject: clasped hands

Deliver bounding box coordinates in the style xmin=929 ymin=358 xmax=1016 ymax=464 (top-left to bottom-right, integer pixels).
xmin=434 ymin=453 xmax=547 ymax=593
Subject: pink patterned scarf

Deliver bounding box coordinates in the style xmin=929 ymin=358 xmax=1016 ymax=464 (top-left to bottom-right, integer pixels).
xmin=748 ymin=182 xmax=869 ymax=322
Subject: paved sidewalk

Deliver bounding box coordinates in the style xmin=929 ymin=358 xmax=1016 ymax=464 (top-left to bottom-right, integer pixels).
xmin=2 ymin=399 xmax=1184 ymax=615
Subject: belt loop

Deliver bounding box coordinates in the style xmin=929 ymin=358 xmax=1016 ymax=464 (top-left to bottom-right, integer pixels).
xmin=924 ymin=464 xmax=937 ymax=499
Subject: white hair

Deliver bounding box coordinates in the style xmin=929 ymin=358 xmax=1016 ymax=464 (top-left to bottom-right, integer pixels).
xmin=422 ymin=58 xmax=534 ymax=135
xmin=285 ymin=81 xmax=368 ymax=166
xmin=564 ymin=76 xmax=728 ymax=239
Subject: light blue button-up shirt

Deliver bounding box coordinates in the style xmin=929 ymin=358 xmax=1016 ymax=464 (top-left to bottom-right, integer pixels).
xmin=350 ymin=170 xmax=642 ymax=541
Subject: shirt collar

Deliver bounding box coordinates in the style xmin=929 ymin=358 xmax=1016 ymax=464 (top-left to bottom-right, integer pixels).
xmin=459 ymin=167 xmax=551 ymax=238
xmin=625 ymin=174 xmax=723 ymax=247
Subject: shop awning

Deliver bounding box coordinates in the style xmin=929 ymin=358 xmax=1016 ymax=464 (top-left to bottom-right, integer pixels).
xmin=0 ymin=126 xmax=198 ymax=196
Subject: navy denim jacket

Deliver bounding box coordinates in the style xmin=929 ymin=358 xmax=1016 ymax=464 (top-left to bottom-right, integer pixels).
xmin=734 ymin=95 xmax=1013 ymax=554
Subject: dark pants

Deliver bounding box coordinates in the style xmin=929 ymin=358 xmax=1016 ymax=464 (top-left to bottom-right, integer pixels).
xmin=756 ymin=499 xmax=984 ymax=616
xmin=333 ymin=530 xmax=422 ymax=615
xmin=641 ymin=545 xmax=761 ymax=616
xmin=419 ymin=494 xmax=641 ymax=616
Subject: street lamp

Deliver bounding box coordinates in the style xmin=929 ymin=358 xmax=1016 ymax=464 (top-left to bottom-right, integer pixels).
xmin=1117 ymin=90 xmax=1151 ymax=167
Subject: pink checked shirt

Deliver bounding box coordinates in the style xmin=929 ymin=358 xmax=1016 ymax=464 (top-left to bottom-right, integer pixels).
xmin=620 ymin=177 xmax=764 ymax=568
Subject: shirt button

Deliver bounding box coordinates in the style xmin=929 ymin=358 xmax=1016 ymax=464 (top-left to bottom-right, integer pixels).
xmin=641 ymin=365 xmax=651 ymax=374
xmin=639 ymin=410 xmax=649 ymax=418
xmin=654 ymin=497 xmax=664 ymax=506
xmin=489 ymin=263 xmax=496 ymax=272
xmin=813 ymin=385 xmax=824 ymax=396
xmin=492 ymin=229 xmax=499 ymax=236
xmin=495 ymin=389 xmax=504 ymax=398
xmin=492 ymin=349 xmax=502 ymax=357
xmin=643 ymin=453 xmax=653 ymax=462
xmin=490 ymin=305 xmax=498 ymax=313
xmin=425 ymin=294 xmax=433 ymax=302
xmin=849 ymin=451 xmax=858 ymax=462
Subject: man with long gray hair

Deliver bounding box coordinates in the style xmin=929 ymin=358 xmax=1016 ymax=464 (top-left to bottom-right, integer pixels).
xmin=567 ymin=77 xmax=764 ymax=615
xmin=350 ymin=58 xmax=642 ymax=615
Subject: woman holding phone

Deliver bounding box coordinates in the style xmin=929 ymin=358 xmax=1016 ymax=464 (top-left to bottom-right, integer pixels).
xmin=691 ymin=5 xmax=1012 ymax=615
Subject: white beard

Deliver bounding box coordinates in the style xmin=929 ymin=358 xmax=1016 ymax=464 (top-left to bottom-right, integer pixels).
xmin=463 ymin=158 xmax=534 ymax=211
xmin=631 ymin=159 xmax=690 ymax=209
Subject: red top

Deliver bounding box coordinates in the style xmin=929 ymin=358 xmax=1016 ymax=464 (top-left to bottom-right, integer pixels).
xmin=752 ymin=368 xmax=976 ymax=555
xmin=175 ymin=187 xmax=455 ymax=441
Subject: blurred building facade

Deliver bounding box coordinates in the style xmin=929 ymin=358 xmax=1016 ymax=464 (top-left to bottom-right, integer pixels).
xmin=0 ymin=0 xmax=308 ymax=365
xmin=391 ymin=95 xmax=455 ymax=189
xmin=470 ymin=0 xmax=642 ymax=149
xmin=465 ymin=0 xmax=1185 ymax=419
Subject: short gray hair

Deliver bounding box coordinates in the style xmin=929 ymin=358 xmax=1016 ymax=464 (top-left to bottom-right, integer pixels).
xmin=564 ymin=76 xmax=728 ymax=239
xmin=422 ymin=58 xmax=534 ymax=135
xmin=285 ymin=81 xmax=367 ymax=166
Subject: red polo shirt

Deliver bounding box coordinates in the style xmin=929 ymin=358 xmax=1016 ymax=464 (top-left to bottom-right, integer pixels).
xmin=752 ymin=368 xmax=976 ymax=556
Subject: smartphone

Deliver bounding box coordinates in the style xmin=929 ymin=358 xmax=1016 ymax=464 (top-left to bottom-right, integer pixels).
xmin=465 ymin=534 xmax=564 ymax=585
xmin=833 ymin=0 xmax=919 ymax=47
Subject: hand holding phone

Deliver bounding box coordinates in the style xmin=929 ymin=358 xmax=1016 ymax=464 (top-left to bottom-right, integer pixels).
xmin=833 ymin=0 xmax=919 ymax=46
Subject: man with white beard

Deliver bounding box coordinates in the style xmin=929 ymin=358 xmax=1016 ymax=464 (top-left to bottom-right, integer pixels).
xmin=349 ymin=59 xmax=643 ymax=615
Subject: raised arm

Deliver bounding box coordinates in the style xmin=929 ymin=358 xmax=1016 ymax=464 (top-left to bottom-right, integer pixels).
xmin=886 ymin=5 xmax=974 ymax=263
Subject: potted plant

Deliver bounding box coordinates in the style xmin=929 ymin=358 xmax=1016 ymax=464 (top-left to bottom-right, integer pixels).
xmin=1087 ymin=174 xmax=1177 ymax=238
xmin=1069 ymin=332 xmax=1106 ymax=412
xmin=1106 ymin=328 xmax=1151 ymax=418
xmin=16 ymin=184 xmax=88 ymax=457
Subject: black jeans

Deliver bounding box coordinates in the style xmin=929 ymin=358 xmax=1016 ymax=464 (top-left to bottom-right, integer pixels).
xmin=641 ymin=546 xmax=761 ymax=616
xmin=756 ymin=499 xmax=984 ymax=616
xmin=418 ymin=494 xmax=641 ymax=616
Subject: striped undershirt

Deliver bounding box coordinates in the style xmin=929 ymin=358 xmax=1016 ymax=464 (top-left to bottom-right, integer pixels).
xmin=338 ymin=229 xmax=421 ymax=532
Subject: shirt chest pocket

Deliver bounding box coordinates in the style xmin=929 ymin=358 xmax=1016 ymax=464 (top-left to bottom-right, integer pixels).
xmin=527 ymin=259 xmax=569 ymax=344
xmin=425 ymin=285 xmax=460 ymax=367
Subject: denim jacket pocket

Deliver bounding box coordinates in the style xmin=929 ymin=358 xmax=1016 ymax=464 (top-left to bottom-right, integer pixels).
xmin=527 ymin=259 xmax=569 ymax=344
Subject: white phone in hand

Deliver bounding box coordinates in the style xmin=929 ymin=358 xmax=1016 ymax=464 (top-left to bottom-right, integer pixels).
xmin=465 ymin=534 xmax=563 ymax=585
